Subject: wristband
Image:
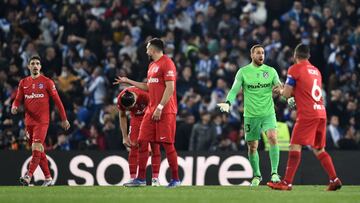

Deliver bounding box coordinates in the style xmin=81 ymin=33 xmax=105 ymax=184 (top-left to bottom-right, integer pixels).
xmin=157 ymin=104 xmax=164 ymax=110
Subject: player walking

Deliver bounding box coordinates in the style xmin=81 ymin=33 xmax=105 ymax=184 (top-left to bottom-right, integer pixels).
xmin=267 ymin=44 xmax=342 ymax=191
xmin=12 ymin=55 xmax=70 ymax=186
xmin=218 ymin=44 xmax=282 ymax=186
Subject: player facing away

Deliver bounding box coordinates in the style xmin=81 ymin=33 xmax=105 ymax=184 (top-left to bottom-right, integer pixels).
xmin=117 ymin=87 xmax=161 ymax=186
xmin=268 ymin=44 xmax=342 ymax=191
xmin=114 ymin=38 xmax=180 ymax=188
xmin=217 ymin=44 xmax=282 ymax=186
xmin=11 ymin=55 xmax=70 ymax=186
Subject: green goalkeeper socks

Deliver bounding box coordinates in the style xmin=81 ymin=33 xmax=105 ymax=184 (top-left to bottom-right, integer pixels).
xmin=269 ymin=145 xmax=280 ymax=174
xmin=249 ymin=151 xmax=261 ymax=177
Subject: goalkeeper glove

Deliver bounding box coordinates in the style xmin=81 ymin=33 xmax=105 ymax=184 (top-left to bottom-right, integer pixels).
xmin=217 ymin=101 xmax=231 ymax=113
xmin=287 ymin=97 xmax=296 ymax=109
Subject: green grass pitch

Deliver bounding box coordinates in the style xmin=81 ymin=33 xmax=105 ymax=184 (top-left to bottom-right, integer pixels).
xmin=0 ymin=186 xmax=359 ymax=203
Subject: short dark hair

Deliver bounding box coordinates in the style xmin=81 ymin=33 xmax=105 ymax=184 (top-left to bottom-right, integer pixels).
xmin=148 ymin=38 xmax=164 ymax=52
xmin=294 ymin=43 xmax=310 ymax=59
xmin=250 ymin=44 xmax=264 ymax=53
xmin=28 ymin=55 xmax=41 ymax=65
xmin=120 ymin=90 xmax=135 ymax=108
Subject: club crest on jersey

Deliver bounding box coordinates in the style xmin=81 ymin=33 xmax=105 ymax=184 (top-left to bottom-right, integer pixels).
xmin=38 ymin=83 xmax=44 ymax=89
xmin=263 ymin=72 xmax=269 ymax=79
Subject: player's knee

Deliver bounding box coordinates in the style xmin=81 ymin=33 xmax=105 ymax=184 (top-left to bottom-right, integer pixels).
xmin=247 ymin=142 xmax=258 ymax=153
xmin=312 ymin=148 xmax=325 ymax=156
xmin=32 ymin=142 xmax=44 ymax=152
xmin=289 ymin=144 xmax=302 ymax=151
xmin=267 ymin=133 xmax=277 ymax=145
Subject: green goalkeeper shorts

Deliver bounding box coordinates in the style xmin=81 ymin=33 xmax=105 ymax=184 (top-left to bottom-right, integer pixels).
xmin=244 ymin=114 xmax=277 ymax=141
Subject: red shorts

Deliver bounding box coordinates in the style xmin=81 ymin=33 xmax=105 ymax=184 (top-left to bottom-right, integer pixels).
xmin=138 ymin=113 xmax=176 ymax=143
xmin=26 ymin=125 xmax=49 ymax=145
xmin=291 ymin=118 xmax=326 ymax=149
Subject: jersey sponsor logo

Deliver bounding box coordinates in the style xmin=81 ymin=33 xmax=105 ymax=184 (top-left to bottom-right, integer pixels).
xmin=313 ymin=103 xmax=325 ymax=110
xmin=263 ymin=72 xmax=269 ymax=79
xmin=148 ymin=77 xmax=159 ymax=83
xmin=25 ymin=93 xmax=45 ymax=99
xmin=308 ymin=69 xmax=318 ymax=75
xmin=166 ymin=70 xmax=175 ymax=77
xmin=38 ymin=83 xmax=44 ymax=89
xmin=52 ymin=85 xmax=56 ymax=91
xmin=247 ymin=83 xmax=271 ymax=89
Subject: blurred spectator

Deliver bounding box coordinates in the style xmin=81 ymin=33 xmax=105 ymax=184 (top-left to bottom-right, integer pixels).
xmin=242 ymin=0 xmax=267 ymax=25
xmin=189 ymin=111 xmax=217 ymax=151
xmin=338 ymin=126 xmax=359 ymax=150
xmin=53 ymin=133 xmax=70 ymax=151
xmin=326 ymin=115 xmax=343 ymax=149
xmin=84 ymin=67 xmax=107 ymax=120
xmin=57 ymin=66 xmax=79 ymax=93
xmin=84 ymin=124 xmax=106 ymax=150
xmin=175 ymin=112 xmax=195 ymax=150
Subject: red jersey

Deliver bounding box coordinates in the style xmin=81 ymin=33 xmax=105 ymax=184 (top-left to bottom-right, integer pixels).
xmin=146 ymin=55 xmax=177 ymax=114
xmin=12 ymin=75 xmax=67 ymax=125
xmin=117 ymin=86 xmax=149 ymax=122
xmin=286 ymin=60 xmax=326 ymax=119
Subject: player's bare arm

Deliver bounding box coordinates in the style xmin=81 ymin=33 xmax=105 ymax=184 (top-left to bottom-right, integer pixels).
xmin=119 ymin=110 xmax=131 ymax=150
xmin=281 ymin=84 xmax=293 ymax=99
xmin=152 ymin=80 xmax=174 ymax=121
xmin=113 ymin=76 xmax=149 ymax=91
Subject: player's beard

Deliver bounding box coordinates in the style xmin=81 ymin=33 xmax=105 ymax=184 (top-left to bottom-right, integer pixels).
xmin=32 ymin=69 xmax=40 ymax=77
xmin=148 ymin=54 xmax=154 ymax=62
xmin=253 ymin=59 xmax=263 ymax=66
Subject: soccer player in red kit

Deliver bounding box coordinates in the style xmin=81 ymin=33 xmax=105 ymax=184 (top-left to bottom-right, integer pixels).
xmin=11 ymin=55 xmax=70 ymax=186
xmin=114 ymin=38 xmax=180 ymax=187
xmin=117 ymin=87 xmax=161 ymax=186
xmin=268 ymin=44 xmax=342 ymax=191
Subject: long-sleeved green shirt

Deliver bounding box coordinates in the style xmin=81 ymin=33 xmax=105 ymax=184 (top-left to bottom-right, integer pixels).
xmin=226 ymin=63 xmax=281 ymax=117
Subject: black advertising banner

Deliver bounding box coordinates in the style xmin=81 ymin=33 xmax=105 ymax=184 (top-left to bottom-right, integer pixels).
xmin=0 ymin=151 xmax=359 ymax=185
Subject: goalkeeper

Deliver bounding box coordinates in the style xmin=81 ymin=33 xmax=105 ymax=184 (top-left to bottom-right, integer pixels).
xmin=218 ymin=44 xmax=282 ymax=186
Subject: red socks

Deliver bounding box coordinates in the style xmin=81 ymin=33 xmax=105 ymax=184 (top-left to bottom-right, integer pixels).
xmin=137 ymin=142 xmax=179 ymax=181
xmin=28 ymin=150 xmax=42 ymax=178
xmin=150 ymin=143 xmax=161 ymax=178
xmin=317 ymin=151 xmax=337 ymax=181
xmin=39 ymin=152 xmax=51 ymax=179
xmin=137 ymin=141 xmax=150 ymax=180
xmin=284 ymin=151 xmax=301 ymax=184
xmin=128 ymin=146 xmax=138 ymax=179
xmin=162 ymin=143 xmax=179 ymax=180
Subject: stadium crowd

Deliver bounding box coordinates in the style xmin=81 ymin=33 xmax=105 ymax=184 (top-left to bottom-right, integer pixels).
xmin=0 ymin=0 xmax=359 ymax=151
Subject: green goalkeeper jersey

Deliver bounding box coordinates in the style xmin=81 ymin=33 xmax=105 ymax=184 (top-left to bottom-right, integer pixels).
xmin=226 ymin=63 xmax=281 ymax=117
